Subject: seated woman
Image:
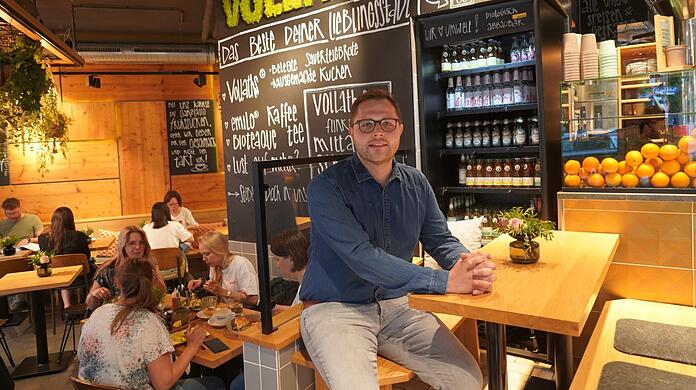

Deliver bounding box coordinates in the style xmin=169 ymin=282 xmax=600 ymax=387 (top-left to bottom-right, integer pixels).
xmin=164 ymin=190 xmax=198 ymax=229
xmin=187 ymin=231 xmax=259 ymax=306
xmin=86 ymin=226 xmax=166 ymax=312
xmin=270 ymin=229 xmax=309 ymax=310
xmin=78 ymin=258 xmax=225 ymax=390
xmin=143 ymin=202 xmax=194 ymax=250
xmin=38 ymin=207 xmax=91 ymax=308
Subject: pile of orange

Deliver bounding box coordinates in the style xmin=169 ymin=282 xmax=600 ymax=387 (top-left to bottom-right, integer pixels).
xmin=563 ymin=137 xmax=696 ymax=189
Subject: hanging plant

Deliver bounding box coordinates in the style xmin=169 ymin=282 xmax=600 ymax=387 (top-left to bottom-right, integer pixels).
xmin=0 ymin=36 xmax=71 ymax=175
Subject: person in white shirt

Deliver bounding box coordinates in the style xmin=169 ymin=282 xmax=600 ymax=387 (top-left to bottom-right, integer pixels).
xmin=270 ymin=229 xmax=308 ymax=309
xmin=143 ymin=202 xmax=194 ymax=250
xmin=164 ymin=190 xmax=198 ymax=229
xmin=187 ymin=231 xmax=259 ymax=306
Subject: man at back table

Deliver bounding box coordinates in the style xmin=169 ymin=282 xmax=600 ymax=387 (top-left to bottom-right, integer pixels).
xmin=0 ymin=198 xmax=43 ymax=243
xmin=300 ymin=89 xmax=496 ymax=390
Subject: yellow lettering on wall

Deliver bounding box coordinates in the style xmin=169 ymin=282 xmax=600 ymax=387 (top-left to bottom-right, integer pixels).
xmin=221 ymin=0 xmax=332 ymax=28
xmin=241 ymin=0 xmax=264 ymax=24
xmin=264 ymin=0 xmax=283 ymax=17
xmin=221 ymin=0 xmax=240 ymax=28
xmin=283 ymin=0 xmax=302 ymax=12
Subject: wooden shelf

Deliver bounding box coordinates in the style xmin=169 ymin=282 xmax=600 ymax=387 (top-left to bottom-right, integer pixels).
xmin=435 ymin=60 xmax=536 ymax=81
xmin=443 ymin=187 xmax=541 ymax=195
xmin=439 ymin=103 xmax=538 ymax=118
xmin=440 ymin=146 xmax=539 ymax=156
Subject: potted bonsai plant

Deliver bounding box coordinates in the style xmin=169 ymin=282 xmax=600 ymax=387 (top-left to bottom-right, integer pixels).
xmin=495 ymin=207 xmax=555 ymax=264
xmin=28 ymin=250 xmax=54 ymax=277
xmin=0 ymin=235 xmax=20 ymax=256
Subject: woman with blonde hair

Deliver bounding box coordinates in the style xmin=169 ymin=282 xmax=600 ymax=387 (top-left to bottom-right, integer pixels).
xmin=86 ymin=225 xmax=166 ymax=312
xmin=79 ymin=258 xmax=224 ymax=390
xmin=187 ymin=231 xmax=259 ymax=306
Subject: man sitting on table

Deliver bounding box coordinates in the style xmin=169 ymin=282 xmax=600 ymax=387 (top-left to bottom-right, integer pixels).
xmin=299 ymin=89 xmax=496 ymax=390
xmin=0 ymin=197 xmax=43 ymax=244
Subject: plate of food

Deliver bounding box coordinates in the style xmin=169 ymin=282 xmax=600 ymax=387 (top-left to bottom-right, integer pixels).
xmin=189 ymin=298 xmax=202 ymax=311
xmin=170 ymin=329 xmax=187 ymax=346
xmin=226 ymin=316 xmax=253 ymax=335
xmin=197 ymin=307 xmax=215 ymax=320
xmin=207 ymin=317 xmax=229 ymax=327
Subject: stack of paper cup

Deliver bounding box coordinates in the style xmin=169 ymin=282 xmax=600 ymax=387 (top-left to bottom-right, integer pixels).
xmin=563 ymin=33 xmax=580 ymax=81
xmin=581 ymin=33 xmax=599 ymax=79
xmin=598 ymin=40 xmax=618 ymax=77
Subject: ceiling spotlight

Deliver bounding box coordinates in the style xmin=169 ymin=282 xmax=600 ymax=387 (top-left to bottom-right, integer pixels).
xmin=88 ymin=75 xmax=101 ymax=88
xmin=193 ymin=73 xmax=206 ymax=88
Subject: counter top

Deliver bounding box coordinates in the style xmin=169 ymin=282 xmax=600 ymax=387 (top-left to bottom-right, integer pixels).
xmin=558 ymin=190 xmax=696 ymax=202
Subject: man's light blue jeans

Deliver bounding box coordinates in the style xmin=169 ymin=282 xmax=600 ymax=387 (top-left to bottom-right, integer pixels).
xmin=300 ymin=296 xmax=483 ymax=390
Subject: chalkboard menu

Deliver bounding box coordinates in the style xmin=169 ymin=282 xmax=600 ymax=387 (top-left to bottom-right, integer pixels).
xmin=577 ymin=0 xmax=651 ymax=41
xmin=218 ymin=0 xmax=415 ymax=242
xmin=166 ymin=99 xmax=218 ymax=175
xmin=420 ymin=0 xmax=534 ymax=48
xmin=0 ymin=134 xmax=8 ymax=186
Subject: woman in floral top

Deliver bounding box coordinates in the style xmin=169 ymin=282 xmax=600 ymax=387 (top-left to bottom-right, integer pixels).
xmin=86 ymin=225 xmax=166 ymax=313
xmin=78 ymin=258 xmax=224 ymax=389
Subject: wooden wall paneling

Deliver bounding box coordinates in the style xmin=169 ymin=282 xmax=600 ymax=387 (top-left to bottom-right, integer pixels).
xmin=212 ymin=73 xmax=224 ymax=171
xmin=118 ymin=101 xmax=170 ymax=215
xmin=0 ymin=179 xmax=122 ymax=220
xmin=58 ymin=101 xmax=117 ymax=140
xmin=170 ymin=172 xmax=226 ymax=210
xmin=8 ymin=140 xmax=119 ymax=184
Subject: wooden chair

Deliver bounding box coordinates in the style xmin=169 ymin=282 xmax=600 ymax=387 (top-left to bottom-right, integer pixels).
xmin=0 ymin=257 xmax=32 ymax=368
xmin=50 ymin=254 xmax=90 ymax=361
xmin=69 ymin=376 xmax=120 ymax=390
xmin=151 ymin=247 xmax=184 ymax=287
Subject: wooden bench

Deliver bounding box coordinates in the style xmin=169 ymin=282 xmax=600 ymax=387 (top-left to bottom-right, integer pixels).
xmin=291 ymin=312 xmax=480 ymax=390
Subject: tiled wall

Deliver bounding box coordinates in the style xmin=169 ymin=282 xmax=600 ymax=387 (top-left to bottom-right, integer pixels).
xmin=243 ymin=340 xmax=315 ymax=390
xmin=230 ymin=240 xmax=285 ymax=278
xmin=558 ymin=194 xmax=696 ymax=367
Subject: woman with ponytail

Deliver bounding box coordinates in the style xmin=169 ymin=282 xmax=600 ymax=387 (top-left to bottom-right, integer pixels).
xmin=78 ymin=258 xmax=225 ymax=390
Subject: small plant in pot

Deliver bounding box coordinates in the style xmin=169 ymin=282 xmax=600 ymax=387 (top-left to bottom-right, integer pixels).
xmin=28 ymin=250 xmax=54 ymax=277
xmin=495 ymin=207 xmax=555 ymax=264
xmin=0 ymin=235 xmax=20 ymax=256
xmin=80 ymin=226 xmax=95 ymax=242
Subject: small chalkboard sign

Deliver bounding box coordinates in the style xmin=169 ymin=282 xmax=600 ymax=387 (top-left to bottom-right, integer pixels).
xmin=0 ymin=133 xmax=9 ymax=186
xmin=577 ymin=0 xmax=651 ymax=41
xmin=166 ymin=99 xmax=218 ymax=175
xmin=420 ymin=0 xmax=535 ymax=48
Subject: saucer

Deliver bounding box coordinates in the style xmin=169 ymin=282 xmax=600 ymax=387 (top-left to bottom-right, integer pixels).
xmin=208 ymin=317 xmax=230 ymax=327
xmin=197 ymin=310 xmax=213 ymax=320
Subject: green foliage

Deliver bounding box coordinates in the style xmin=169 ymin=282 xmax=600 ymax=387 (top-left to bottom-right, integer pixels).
xmin=0 ymin=235 xmax=20 ymax=248
xmin=0 ymin=38 xmax=51 ymax=112
xmin=495 ymin=207 xmax=555 ymax=249
xmin=28 ymin=250 xmax=55 ymax=267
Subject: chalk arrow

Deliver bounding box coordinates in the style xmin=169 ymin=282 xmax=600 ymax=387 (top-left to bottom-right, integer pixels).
xmin=226 ymin=139 xmax=230 ymax=146
xmin=226 ymin=164 xmax=231 ymax=172
xmin=224 ymin=121 xmax=229 ymax=130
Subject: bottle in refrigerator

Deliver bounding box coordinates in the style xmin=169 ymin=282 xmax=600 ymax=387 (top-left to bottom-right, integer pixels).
xmin=534 ymin=158 xmax=541 ymax=187
xmin=447 ymin=199 xmax=457 ymax=221
xmin=454 ymin=123 xmax=464 ymax=148
xmin=496 ymin=40 xmax=505 ymax=64
xmin=527 ymin=69 xmax=537 ymax=102
xmin=502 ymin=71 xmax=513 ymax=105
xmin=477 ymin=41 xmax=487 ymax=67
xmin=482 ymin=73 xmax=491 ymax=107
xmin=522 ymin=157 xmax=534 ymax=187
xmin=502 ymin=158 xmax=513 ymax=186
xmin=501 ymin=119 xmax=513 ymax=146
xmin=492 ymin=72 xmax=503 ymax=106
xmin=468 ymin=45 xmax=477 ymax=69
xmin=520 ymin=35 xmax=529 ymax=61
xmin=441 ymin=45 xmax=451 ymax=72
xmin=491 ymin=120 xmax=501 ymax=147
xmin=474 ymin=159 xmax=484 ymax=186
xmin=454 ymin=76 xmax=464 ymax=110
xmin=462 ymin=121 xmax=472 ymax=148
xmin=481 ymin=120 xmax=491 ymax=147
xmin=486 ymin=39 xmax=497 ymax=66
xmin=512 ymin=158 xmax=523 ymax=187
xmin=450 ymin=46 xmax=460 ymax=71
xmin=446 ymin=78 xmax=455 ymax=110
xmin=513 ymin=116 xmax=527 ymax=146
xmin=511 ymin=37 xmax=521 ymax=62
xmin=464 ymin=76 xmax=473 ymax=108
xmin=529 ymin=115 xmax=540 ymax=145
xmin=460 ymin=44 xmax=469 ymax=70
xmin=513 ymin=69 xmax=525 ymax=104
xmin=444 ymin=122 xmax=454 ymax=148
xmin=458 ymin=155 xmax=467 ymax=185
xmin=465 ymin=158 xmax=475 ymax=186
xmin=493 ymin=159 xmax=504 ymax=187
xmin=484 ymin=160 xmax=494 ymax=187
xmin=473 ymin=74 xmax=483 ymax=107
xmin=527 ymin=34 xmax=536 ymax=61
xmin=472 ymin=121 xmax=482 ymax=148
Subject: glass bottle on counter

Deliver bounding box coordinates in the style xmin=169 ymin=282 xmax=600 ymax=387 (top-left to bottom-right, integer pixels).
xmin=502 ymin=71 xmax=513 ymax=105
xmin=534 ymin=158 xmax=541 ymax=187
xmin=441 ymin=45 xmax=451 ymax=72
xmin=454 ymin=76 xmax=464 ymax=110
xmin=458 ymin=155 xmax=467 ymax=185
xmin=465 ymin=158 xmax=475 ymax=186
xmin=513 ymin=116 xmax=527 ymax=146
xmin=490 ymin=120 xmax=501 ymax=147
xmin=513 ymin=69 xmax=525 ymax=104
xmin=462 ymin=121 xmax=472 ymax=148
xmin=444 ymin=122 xmax=454 ymax=148
xmin=481 ymin=120 xmax=491 ymax=148
xmin=493 ymin=159 xmax=503 ymax=187
xmin=482 ymin=73 xmax=491 ymax=107
xmin=474 ymin=159 xmax=484 ymax=187
xmin=472 ymin=121 xmax=482 ymax=147
xmin=492 ymin=72 xmax=503 ymax=106
xmin=501 ymin=119 xmax=513 ymax=146
xmin=529 ymin=116 xmax=540 ymax=145
xmin=464 ymin=76 xmax=473 ymax=108
xmin=512 ymin=158 xmax=523 ymax=187
xmin=454 ymin=122 xmax=464 ymax=148
xmin=511 ymin=37 xmax=521 ymax=63
xmin=446 ymin=78 xmax=455 ymax=110
xmin=502 ymin=159 xmax=513 ymax=186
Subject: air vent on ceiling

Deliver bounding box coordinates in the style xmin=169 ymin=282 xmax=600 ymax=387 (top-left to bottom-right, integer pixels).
xmin=76 ymin=43 xmax=216 ymax=64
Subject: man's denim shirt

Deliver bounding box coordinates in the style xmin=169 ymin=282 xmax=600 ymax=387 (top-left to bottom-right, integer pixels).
xmin=300 ymin=155 xmax=469 ymax=304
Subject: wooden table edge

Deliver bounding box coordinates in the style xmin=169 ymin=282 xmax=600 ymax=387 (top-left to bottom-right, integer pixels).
xmin=0 ymin=265 xmax=83 ymax=296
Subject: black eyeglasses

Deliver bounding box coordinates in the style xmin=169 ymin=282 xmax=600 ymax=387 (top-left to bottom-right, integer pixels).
xmin=352 ymin=118 xmax=401 ymax=133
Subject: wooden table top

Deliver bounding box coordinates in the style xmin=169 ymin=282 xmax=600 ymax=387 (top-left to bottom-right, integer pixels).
xmin=89 ymin=236 xmax=115 ymax=252
xmin=173 ymin=306 xmax=259 ymax=369
xmin=0 ymin=249 xmax=32 ymax=262
xmin=0 ymin=265 xmax=82 ymax=296
xmin=571 ymin=299 xmax=696 ymax=389
xmin=409 ymin=230 xmax=620 ymax=336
